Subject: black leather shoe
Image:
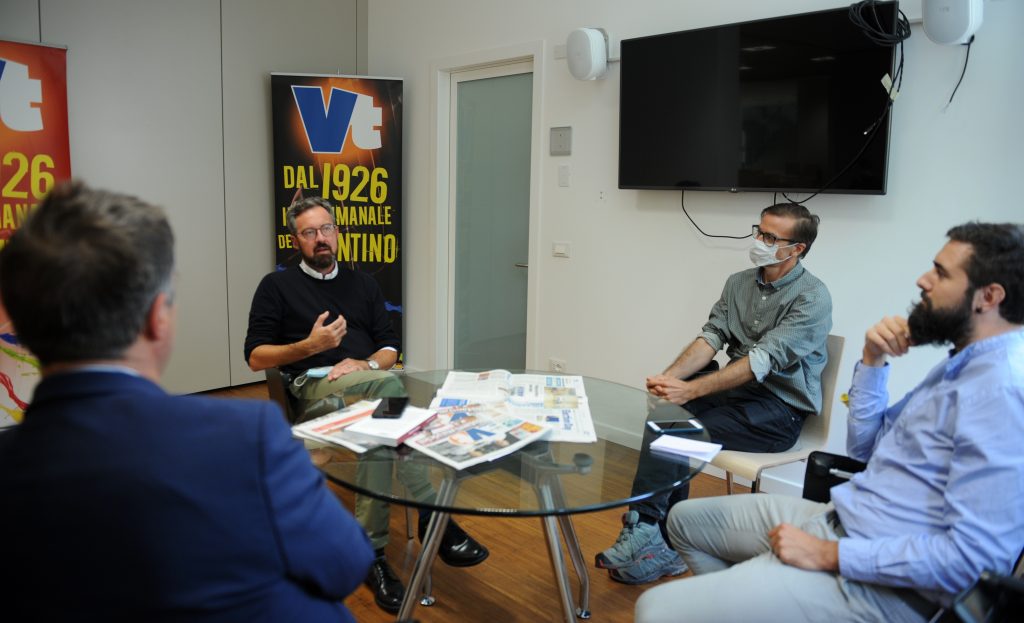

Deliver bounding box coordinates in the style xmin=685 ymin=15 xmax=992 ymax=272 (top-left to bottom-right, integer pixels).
xmin=419 ymin=516 xmax=490 ymax=567
xmin=364 ymin=556 xmax=405 ymax=613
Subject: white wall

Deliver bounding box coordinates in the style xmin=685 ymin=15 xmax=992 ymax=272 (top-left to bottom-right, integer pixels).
xmin=367 ymin=0 xmax=1024 ymax=487
xmin=1 ymin=0 xmax=361 ymax=393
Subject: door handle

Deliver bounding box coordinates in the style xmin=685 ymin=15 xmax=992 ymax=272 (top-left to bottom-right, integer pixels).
xmin=514 ymin=263 xmax=528 ymax=268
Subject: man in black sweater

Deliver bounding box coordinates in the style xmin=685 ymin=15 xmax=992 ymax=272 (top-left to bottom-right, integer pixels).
xmin=244 ymin=197 xmax=487 ymax=614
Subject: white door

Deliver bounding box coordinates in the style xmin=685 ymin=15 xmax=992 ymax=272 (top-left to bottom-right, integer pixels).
xmin=448 ymin=62 xmax=533 ymax=370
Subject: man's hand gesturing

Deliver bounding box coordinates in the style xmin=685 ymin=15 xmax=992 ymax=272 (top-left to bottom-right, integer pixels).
xmin=307 ymin=311 xmax=346 ymax=353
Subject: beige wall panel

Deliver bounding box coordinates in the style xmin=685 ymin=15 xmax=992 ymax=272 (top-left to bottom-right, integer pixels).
xmin=41 ymin=0 xmax=228 ymax=392
xmin=221 ymin=0 xmax=360 ymax=385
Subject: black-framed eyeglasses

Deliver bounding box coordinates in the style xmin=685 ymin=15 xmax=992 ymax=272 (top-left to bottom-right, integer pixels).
xmin=297 ymin=223 xmax=338 ymax=241
xmin=752 ymin=224 xmax=799 ymax=247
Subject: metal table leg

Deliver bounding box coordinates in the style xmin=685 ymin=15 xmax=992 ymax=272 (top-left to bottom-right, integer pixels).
xmin=540 ymin=513 xmax=580 ymax=623
xmin=549 ymin=475 xmax=591 ymax=619
xmin=396 ymin=475 xmax=458 ymax=622
xmin=537 ymin=479 xmax=593 ymax=623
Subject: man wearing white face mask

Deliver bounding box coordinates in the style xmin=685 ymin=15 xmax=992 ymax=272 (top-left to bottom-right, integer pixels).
xmin=597 ymin=203 xmax=832 ymax=585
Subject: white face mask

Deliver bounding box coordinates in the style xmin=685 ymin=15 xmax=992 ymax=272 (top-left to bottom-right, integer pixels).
xmin=749 ymin=238 xmax=797 ymax=267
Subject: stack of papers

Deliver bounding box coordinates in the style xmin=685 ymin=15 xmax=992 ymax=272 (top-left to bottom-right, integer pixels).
xmin=649 ymin=435 xmax=722 ymax=462
xmin=342 ymin=406 xmax=437 ymax=447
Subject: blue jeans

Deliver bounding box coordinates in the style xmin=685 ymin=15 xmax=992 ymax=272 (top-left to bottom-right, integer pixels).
xmin=629 ymin=383 xmax=806 ymax=525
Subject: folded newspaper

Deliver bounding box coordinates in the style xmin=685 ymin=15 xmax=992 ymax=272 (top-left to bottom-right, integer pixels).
xmin=432 ymin=370 xmax=596 ymax=443
xmin=405 ymin=402 xmax=549 ymax=470
xmin=290 ymin=399 xmax=379 ymax=453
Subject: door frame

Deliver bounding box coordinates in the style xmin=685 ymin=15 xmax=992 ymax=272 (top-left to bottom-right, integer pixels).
xmin=430 ymin=42 xmax=546 ymax=369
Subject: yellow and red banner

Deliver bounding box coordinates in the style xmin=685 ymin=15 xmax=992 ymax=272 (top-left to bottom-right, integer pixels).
xmin=270 ymin=73 xmax=404 ymax=346
xmin=0 ymin=39 xmax=69 ymax=425
xmin=1 ymin=39 xmax=69 ymax=246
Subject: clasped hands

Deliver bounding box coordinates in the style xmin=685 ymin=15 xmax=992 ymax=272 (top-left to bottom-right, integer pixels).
xmin=646 ymin=374 xmax=700 ymax=405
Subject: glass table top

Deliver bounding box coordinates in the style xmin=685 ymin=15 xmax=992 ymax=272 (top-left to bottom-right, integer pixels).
xmin=315 ymin=370 xmax=708 ymax=517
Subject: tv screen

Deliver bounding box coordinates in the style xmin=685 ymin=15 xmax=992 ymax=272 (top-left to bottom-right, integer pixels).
xmin=618 ymin=3 xmax=897 ymax=194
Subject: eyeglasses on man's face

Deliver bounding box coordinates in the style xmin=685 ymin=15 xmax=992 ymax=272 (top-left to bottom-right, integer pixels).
xmin=752 ymin=224 xmax=798 ymax=247
xmin=297 ymin=223 xmax=338 ymax=241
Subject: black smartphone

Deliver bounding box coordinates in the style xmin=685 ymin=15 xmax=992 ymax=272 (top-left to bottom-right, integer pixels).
xmin=372 ymin=397 xmax=409 ymax=419
xmin=647 ymin=419 xmax=704 ymax=435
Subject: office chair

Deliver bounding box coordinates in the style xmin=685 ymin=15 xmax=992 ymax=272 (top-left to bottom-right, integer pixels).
xmin=711 ymin=334 xmax=845 ymax=493
xmin=264 ymin=367 xmax=301 ymax=424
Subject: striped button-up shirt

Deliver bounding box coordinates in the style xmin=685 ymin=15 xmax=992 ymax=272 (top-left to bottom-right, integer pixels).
xmin=700 ymin=262 xmax=832 ymax=413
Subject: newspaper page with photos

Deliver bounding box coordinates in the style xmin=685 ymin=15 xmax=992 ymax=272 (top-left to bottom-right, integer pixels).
xmin=432 ymin=371 xmax=596 ymax=443
xmin=405 ymin=402 xmax=549 ymax=470
xmin=291 ymin=399 xmax=379 ymax=453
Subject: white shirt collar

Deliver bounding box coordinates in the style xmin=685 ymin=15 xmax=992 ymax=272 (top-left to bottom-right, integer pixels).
xmin=299 ymin=260 xmax=338 ymax=280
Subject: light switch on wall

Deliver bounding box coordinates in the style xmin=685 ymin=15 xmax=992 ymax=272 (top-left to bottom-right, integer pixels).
xmin=550 ymin=126 xmax=572 ymax=156
xmin=552 ymin=241 xmax=571 ymax=258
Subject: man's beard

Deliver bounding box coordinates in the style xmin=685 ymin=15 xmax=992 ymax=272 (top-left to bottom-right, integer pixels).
xmin=303 ymin=244 xmax=336 ymax=270
xmin=907 ymin=289 xmax=974 ymax=348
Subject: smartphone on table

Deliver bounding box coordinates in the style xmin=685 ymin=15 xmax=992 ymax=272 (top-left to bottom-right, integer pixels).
xmin=647 ymin=419 xmax=704 ymax=435
xmin=372 ymin=396 xmax=410 ymax=419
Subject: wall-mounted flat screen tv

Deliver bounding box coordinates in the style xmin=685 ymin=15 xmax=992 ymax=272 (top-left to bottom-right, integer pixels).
xmin=618 ymin=3 xmax=898 ymax=194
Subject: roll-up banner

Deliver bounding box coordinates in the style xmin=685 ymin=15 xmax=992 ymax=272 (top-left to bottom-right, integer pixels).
xmin=270 ymin=73 xmax=404 ymax=355
xmin=0 ymin=39 xmax=71 ymax=426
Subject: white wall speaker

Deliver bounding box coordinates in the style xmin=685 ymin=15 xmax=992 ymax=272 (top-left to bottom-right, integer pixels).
xmin=567 ymin=28 xmax=607 ymax=80
xmin=923 ymin=0 xmax=983 ymax=45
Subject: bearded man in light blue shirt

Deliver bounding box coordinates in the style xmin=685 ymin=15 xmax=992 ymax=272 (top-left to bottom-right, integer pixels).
xmin=636 ymin=222 xmax=1024 ymax=623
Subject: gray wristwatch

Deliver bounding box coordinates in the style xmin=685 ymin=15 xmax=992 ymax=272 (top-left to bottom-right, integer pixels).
xmin=366 ymin=359 xmax=380 ymax=370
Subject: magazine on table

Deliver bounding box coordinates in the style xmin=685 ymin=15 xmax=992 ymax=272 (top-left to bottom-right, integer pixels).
xmin=432 ymin=370 xmax=596 ymax=443
xmin=290 ymin=399 xmax=379 ymax=453
xmin=342 ymin=405 xmax=437 ymax=447
xmin=405 ymin=401 xmax=550 ymax=470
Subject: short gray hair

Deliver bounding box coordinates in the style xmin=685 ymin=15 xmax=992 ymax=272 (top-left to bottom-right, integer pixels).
xmin=0 ymin=181 xmax=174 ymax=365
xmin=286 ymin=196 xmax=334 ymax=235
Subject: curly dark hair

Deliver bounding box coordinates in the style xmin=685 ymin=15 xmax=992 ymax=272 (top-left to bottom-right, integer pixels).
xmin=946 ymin=222 xmax=1024 ymax=323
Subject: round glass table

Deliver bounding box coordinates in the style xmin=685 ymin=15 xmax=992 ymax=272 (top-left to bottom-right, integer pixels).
xmin=314 ymin=370 xmax=709 ymax=622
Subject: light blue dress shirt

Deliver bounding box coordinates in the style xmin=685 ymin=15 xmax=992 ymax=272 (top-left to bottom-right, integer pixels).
xmin=833 ymin=329 xmax=1024 ymax=601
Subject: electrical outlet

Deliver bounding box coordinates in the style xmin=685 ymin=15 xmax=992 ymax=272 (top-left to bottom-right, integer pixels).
xmin=549 ymin=358 xmax=567 ymax=373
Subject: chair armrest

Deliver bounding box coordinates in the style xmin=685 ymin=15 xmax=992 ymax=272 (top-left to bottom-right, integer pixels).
xmin=949 ymin=570 xmax=1024 ymax=623
xmin=802 ymin=451 xmax=867 ymax=503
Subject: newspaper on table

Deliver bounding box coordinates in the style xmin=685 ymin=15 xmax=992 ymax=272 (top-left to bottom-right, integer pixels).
xmin=432 ymin=370 xmax=597 ymax=443
xmin=290 ymin=399 xmax=379 ymax=453
xmin=405 ymin=401 xmax=550 ymax=470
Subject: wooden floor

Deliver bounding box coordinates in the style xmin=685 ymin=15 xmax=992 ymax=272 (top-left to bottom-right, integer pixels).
xmin=201 ymin=382 xmax=748 ymax=622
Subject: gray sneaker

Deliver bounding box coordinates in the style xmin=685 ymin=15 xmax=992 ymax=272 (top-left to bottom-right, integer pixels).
xmin=595 ymin=510 xmax=665 ymax=570
xmin=608 ymin=542 xmax=688 ymax=585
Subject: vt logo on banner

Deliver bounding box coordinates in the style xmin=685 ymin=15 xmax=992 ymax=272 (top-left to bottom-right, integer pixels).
xmin=0 ymin=58 xmax=44 ymax=132
xmin=0 ymin=39 xmax=70 ymax=427
xmin=291 ymin=86 xmax=382 ymax=153
xmin=271 ymin=73 xmax=404 ymax=356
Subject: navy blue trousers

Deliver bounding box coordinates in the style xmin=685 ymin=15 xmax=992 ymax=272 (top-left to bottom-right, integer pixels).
xmin=629 ymin=382 xmax=807 ymax=527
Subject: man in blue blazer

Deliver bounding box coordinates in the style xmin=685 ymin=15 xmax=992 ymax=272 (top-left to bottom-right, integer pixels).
xmin=0 ymin=181 xmax=373 ymax=622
